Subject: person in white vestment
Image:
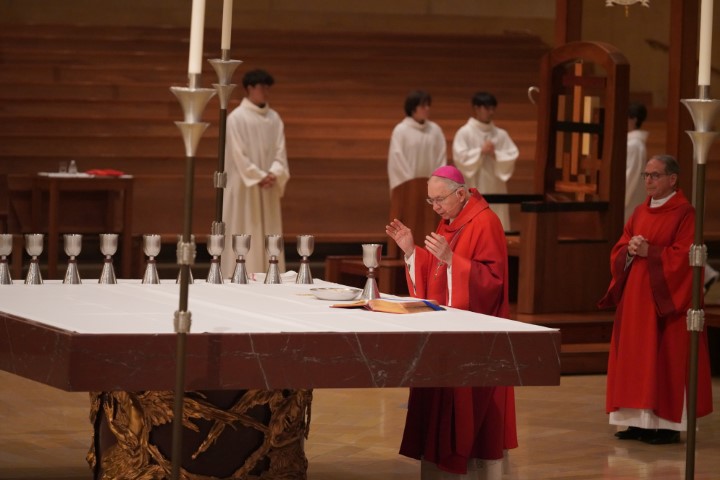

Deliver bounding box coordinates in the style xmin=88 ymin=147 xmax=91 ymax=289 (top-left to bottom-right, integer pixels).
xmin=387 ymin=90 xmax=447 ymax=190
xmin=221 ymin=69 xmax=290 ymax=277
xmin=625 ymin=102 xmax=649 ymax=223
xmin=452 ymin=92 xmax=518 ymax=232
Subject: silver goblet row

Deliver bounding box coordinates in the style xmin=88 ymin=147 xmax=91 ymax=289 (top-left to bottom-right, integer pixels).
xmin=0 ymin=233 xmax=119 ymax=285
xmin=231 ymin=233 xmax=315 ymax=285
xmin=0 ymin=233 xmax=379 ymax=289
xmin=0 ymin=233 xmax=163 ymax=285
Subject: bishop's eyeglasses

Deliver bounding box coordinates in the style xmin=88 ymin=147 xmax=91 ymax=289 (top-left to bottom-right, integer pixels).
xmin=426 ymin=188 xmax=459 ymax=206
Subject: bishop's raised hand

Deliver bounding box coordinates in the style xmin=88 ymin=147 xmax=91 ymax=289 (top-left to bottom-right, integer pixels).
xmin=386 ymin=219 xmax=414 ymax=256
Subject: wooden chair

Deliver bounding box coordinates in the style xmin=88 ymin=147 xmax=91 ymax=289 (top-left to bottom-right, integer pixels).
xmin=516 ymin=41 xmax=629 ymax=313
xmin=324 ymin=177 xmax=437 ymax=294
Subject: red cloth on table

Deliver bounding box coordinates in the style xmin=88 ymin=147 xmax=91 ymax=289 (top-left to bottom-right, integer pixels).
xmin=85 ymin=169 xmax=124 ymax=177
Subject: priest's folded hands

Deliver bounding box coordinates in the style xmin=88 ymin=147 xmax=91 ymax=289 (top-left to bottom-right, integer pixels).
xmin=627 ymin=234 xmax=648 ymax=257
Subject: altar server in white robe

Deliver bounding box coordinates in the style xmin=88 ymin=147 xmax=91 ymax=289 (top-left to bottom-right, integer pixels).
xmin=452 ymin=92 xmax=518 ymax=231
xmin=387 ymin=90 xmax=447 ymax=190
xmin=624 ymin=102 xmax=649 ymax=223
xmin=222 ymin=69 xmax=290 ymax=277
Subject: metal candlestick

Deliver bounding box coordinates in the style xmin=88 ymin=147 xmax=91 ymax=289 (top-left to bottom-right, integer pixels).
xmin=360 ymin=243 xmax=382 ymax=300
xmin=169 ymin=71 xmax=216 ymax=480
xmin=63 ymin=234 xmax=82 ymax=284
xmin=0 ymin=234 xmax=13 ymax=285
xmin=142 ymin=234 xmax=161 ymax=284
xmin=206 ymin=234 xmax=224 ymax=284
xmin=681 ymin=87 xmax=720 ymax=479
xmin=295 ymin=235 xmax=314 ymax=284
xmin=264 ymin=234 xmax=283 ymax=284
xmin=208 ymin=54 xmax=242 ymax=254
xmin=171 ymin=77 xmax=215 ymax=159
xmin=99 ymin=233 xmax=118 ymax=284
xmin=24 ymin=233 xmax=44 ymax=285
xmin=231 ymin=234 xmax=251 ymax=284
xmin=175 ymin=234 xmax=194 ymax=284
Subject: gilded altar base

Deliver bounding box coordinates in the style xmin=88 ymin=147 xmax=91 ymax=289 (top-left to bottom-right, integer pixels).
xmin=87 ymin=389 xmax=312 ymax=479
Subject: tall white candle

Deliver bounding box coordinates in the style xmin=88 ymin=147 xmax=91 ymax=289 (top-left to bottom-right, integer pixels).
xmin=221 ymin=0 xmax=233 ymax=51
xmin=188 ymin=0 xmax=207 ymax=75
xmin=698 ymin=0 xmax=714 ymax=86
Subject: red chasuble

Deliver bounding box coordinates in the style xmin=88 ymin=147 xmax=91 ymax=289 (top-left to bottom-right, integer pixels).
xmin=599 ymin=190 xmax=713 ymax=423
xmin=399 ymin=189 xmax=518 ymax=474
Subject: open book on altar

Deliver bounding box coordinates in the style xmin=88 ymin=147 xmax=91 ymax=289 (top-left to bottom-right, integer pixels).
xmin=331 ymin=298 xmax=444 ymax=314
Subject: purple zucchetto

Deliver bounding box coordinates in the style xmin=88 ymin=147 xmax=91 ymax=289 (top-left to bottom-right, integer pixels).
xmin=431 ymin=165 xmax=465 ymax=185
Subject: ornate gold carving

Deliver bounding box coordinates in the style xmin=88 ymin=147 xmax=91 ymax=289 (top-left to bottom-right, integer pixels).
xmin=88 ymin=389 xmax=313 ymax=479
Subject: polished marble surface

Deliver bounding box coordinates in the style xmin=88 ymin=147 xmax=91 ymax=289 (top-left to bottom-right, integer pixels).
xmin=0 ymin=281 xmax=560 ymax=391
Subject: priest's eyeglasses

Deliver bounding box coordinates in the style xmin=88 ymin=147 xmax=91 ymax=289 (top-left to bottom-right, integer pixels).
xmin=641 ymin=172 xmax=669 ymax=181
xmin=426 ymin=188 xmax=459 ymax=205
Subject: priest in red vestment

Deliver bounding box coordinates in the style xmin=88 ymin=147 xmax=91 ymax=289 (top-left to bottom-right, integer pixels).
xmin=386 ymin=165 xmax=517 ymax=479
xmin=599 ymin=154 xmax=713 ymax=445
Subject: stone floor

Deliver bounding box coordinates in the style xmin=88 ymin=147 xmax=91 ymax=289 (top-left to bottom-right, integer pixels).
xmin=1 ymin=372 xmax=719 ymax=479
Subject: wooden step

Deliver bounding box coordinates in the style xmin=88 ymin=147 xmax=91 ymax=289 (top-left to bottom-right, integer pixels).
xmin=512 ymin=308 xmax=614 ymax=374
xmin=560 ymin=343 xmax=611 ymax=374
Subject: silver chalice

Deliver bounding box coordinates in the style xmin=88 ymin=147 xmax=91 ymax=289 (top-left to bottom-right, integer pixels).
xmin=24 ymin=233 xmax=44 ymax=285
xmin=63 ymin=234 xmax=82 ymax=284
xmin=264 ymin=234 xmax=283 ymax=284
xmin=206 ymin=234 xmax=225 ymax=284
xmin=99 ymin=233 xmax=118 ymax=284
xmin=360 ymin=243 xmax=382 ymax=300
xmin=142 ymin=234 xmax=161 ymax=284
xmin=231 ymin=234 xmax=251 ymax=284
xmin=295 ymin=235 xmax=314 ymax=284
xmin=0 ymin=234 xmax=14 ymax=285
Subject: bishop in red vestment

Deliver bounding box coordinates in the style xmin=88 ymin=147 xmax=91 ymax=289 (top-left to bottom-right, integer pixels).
xmin=386 ymin=166 xmax=517 ymax=477
xmin=599 ymin=154 xmax=713 ymax=445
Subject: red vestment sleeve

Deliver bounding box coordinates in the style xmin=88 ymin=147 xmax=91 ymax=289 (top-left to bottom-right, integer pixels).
xmin=646 ymin=207 xmax=694 ymax=317
xmin=450 ymin=219 xmax=508 ymax=317
xmin=598 ymin=219 xmax=633 ymax=309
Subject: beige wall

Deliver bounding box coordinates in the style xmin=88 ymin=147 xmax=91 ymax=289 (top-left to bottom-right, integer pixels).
xmin=582 ymin=2 xmax=720 ymax=108
xmin=582 ymin=2 xmax=670 ymax=107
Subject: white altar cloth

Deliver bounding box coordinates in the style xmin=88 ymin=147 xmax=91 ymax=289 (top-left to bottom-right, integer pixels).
xmin=0 ymin=280 xmax=553 ymax=336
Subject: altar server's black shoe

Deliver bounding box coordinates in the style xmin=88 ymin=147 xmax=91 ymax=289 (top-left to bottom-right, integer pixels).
xmin=614 ymin=426 xmax=647 ymax=440
xmin=641 ymin=429 xmax=680 ymax=445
